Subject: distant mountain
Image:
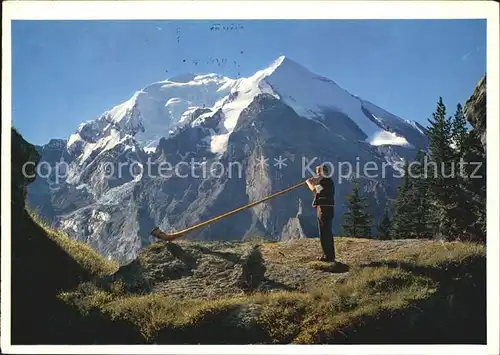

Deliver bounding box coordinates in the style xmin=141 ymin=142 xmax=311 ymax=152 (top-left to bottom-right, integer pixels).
xmin=28 ymin=56 xmax=428 ymax=264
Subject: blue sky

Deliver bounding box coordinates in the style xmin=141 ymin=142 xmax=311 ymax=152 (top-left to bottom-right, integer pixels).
xmin=12 ymin=19 xmax=486 ymax=145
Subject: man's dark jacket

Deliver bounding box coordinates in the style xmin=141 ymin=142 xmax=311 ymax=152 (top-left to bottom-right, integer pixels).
xmin=312 ymin=177 xmax=335 ymax=207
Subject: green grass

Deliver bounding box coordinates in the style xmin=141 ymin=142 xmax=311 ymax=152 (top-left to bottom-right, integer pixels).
xmin=27 ymin=208 xmax=119 ymax=277
xmin=58 ymin=238 xmax=485 ymax=343
xmin=386 ymin=240 xmax=485 ymax=267
xmin=20 ymin=208 xmax=485 ymax=344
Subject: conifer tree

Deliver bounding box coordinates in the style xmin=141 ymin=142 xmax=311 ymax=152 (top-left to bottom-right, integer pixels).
xmin=411 ymin=150 xmax=435 ymax=238
xmin=462 ymin=129 xmax=486 ymax=241
xmin=342 ymin=180 xmax=372 ymax=237
xmin=427 ymin=97 xmax=455 ymax=168
xmin=377 ymin=205 xmax=392 ymax=240
xmin=449 ymin=102 xmax=486 ymax=240
xmin=418 ymin=95 xmax=485 ymax=242
xmin=390 ymin=161 xmax=413 ymax=238
xmin=391 ymin=153 xmax=433 ymax=238
xmin=447 ymin=103 xmax=472 ymax=237
xmin=452 ymin=103 xmax=469 ymax=154
xmin=425 ymin=97 xmax=457 ymax=238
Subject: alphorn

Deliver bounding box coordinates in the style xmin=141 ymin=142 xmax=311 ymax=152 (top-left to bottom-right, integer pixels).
xmin=151 ymin=180 xmax=309 ymax=242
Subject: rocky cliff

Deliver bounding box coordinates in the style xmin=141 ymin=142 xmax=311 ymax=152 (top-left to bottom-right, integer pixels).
xmin=464 ymin=75 xmax=486 ymax=150
xmin=11 ymin=128 xmax=40 ymax=212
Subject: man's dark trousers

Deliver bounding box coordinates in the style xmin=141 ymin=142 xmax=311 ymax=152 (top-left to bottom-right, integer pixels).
xmin=317 ymin=206 xmax=335 ymax=261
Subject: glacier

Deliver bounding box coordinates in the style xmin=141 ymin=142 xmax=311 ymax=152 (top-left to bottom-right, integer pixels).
xmin=67 ymin=56 xmax=425 ymax=160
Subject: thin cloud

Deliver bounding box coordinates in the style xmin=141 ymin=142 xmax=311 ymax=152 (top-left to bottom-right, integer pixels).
xmin=156 ymin=26 xmax=163 ymax=31
xmin=461 ymin=44 xmax=485 ymax=61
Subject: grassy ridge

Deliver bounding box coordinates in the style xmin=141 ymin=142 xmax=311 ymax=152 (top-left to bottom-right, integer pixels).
xmin=27 ymin=209 xmax=119 ymax=277
xmin=58 ymin=238 xmax=485 ymax=344
xmin=12 ymin=205 xmax=485 ymax=344
xmin=11 ymin=209 xmax=119 ymax=344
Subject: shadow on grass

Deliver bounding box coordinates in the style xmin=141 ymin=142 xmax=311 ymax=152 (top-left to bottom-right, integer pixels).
xmin=308 ymin=260 xmax=350 ymax=273
xmin=189 ymin=244 xmax=242 ymax=264
xmin=11 ymin=210 xmax=144 ymax=344
xmin=326 ymin=256 xmax=487 ymax=344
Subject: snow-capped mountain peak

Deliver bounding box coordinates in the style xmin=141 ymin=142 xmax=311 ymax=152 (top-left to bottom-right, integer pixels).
xmin=66 ymin=56 xmax=426 ymax=160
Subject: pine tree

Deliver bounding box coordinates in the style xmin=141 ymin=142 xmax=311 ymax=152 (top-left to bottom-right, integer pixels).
xmin=427 ymin=97 xmax=455 ymax=167
xmin=342 ymin=180 xmax=372 ymax=237
xmin=391 ymin=152 xmax=434 ymax=239
xmin=377 ymin=205 xmax=392 ymax=240
xmin=411 ymin=150 xmax=435 ymax=238
xmin=449 ymin=103 xmax=486 ymax=241
xmin=425 ymin=97 xmax=457 ymax=238
xmin=419 ymin=96 xmax=485 ymax=242
xmin=451 ymin=103 xmax=468 ymax=154
xmin=390 ymin=161 xmax=413 ymax=238
xmin=462 ymin=130 xmax=486 ymax=241
xmin=446 ymin=103 xmax=473 ymax=238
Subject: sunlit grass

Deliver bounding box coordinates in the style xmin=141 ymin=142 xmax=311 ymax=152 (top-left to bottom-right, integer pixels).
xmin=27 ymin=208 xmax=119 ymax=277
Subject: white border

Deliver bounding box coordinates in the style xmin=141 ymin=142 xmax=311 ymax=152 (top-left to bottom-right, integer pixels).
xmin=2 ymin=1 xmax=499 ymax=354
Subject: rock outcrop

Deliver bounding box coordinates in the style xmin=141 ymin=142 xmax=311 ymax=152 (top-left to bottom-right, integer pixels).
xmin=11 ymin=128 xmax=40 ymax=212
xmin=10 ymin=129 xmax=119 ymax=344
xmin=464 ymin=75 xmax=486 ymax=150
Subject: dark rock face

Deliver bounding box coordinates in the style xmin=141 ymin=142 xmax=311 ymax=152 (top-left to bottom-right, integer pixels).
xmin=10 ymin=128 xmax=123 ymax=345
xmin=464 ymin=75 xmax=486 ymax=150
xmin=12 ymin=128 xmax=40 ymax=212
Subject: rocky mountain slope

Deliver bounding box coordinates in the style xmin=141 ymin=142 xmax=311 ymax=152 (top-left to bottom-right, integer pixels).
xmin=9 ymin=128 xmax=486 ymax=345
xmin=27 ymin=56 xmax=428 ymax=263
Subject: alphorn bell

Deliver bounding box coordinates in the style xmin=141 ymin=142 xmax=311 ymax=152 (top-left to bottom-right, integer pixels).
xmin=151 ymin=180 xmax=309 ymax=242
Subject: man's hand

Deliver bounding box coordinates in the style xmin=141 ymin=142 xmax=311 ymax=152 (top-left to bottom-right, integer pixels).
xmin=306 ymin=177 xmax=318 ymax=192
xmin=307 ymin=177 xmax=318 ymax=185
